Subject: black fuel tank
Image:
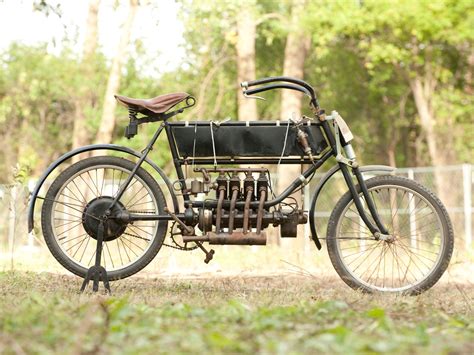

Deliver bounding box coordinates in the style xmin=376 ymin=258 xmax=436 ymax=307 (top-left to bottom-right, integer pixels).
xmin=170 ymin=121 xmax=327 ymax=158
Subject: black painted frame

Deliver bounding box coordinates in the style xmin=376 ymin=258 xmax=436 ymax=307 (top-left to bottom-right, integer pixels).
xmin=28 ymin=76 xmax=390 ymax=250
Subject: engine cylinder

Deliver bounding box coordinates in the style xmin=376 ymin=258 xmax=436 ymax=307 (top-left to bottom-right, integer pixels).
xmin=256 ymin=172 xmax=268 ymax=200
xmin=229 ymin=172 xmax=241 ymax=196
xmin=215 ymin=172 xmax=228 ymax=199
xmin=243 ymin=172 xmax=255 ymax=200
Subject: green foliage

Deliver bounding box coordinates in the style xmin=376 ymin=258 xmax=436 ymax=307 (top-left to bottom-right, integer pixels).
xmin=0 ymin=43 xmax=161 ymax=181
xmin=0 ymin=0 xmax=472 ymax=181
xmin=303 ymin=0 xmax=473 ymax=166
xmin=0 ymin=44 xmax=81 ymax=180
xmin=0 ymin=272 xmax=472 ymax=354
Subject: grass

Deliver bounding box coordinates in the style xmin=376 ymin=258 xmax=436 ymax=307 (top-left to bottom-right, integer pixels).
xmin=0 ymin=272 xmax=472 ymax=354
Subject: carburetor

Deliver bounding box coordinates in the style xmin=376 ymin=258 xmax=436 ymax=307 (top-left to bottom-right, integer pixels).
xmin=190 ymin=168 xmax=212 ymax=194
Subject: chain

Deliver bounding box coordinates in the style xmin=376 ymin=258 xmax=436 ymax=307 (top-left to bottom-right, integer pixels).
xmin=163 ymin=221 xmax=198 ymax=251
xmin=128 ymin=211 xmax=197 ymax=250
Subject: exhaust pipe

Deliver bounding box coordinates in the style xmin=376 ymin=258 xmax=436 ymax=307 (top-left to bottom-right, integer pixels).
xmin=243 ymin=188 xmax=253 ymax=233
xmin=228 ymin=188 xmax=238 ymax=233
xmin=256 ymin=189 xmax=266 ymax=234
xmin=215 ymin=188 xmax=225 ymax=232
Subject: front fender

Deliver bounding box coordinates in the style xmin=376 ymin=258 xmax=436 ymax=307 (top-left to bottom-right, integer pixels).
xmin=28 ymin=144 xmax=179 ymax=232
xmin=309 ymin=164 xmax=395 ymax=250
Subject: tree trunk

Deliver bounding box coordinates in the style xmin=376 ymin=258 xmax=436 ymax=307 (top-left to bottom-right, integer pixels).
xmin=277 ymin=0 xmax=311 ymax=254
xmin=95 ymin=0 xmax=138 ymax=145
xmin=82 ymin=0 xmax=100 ymax=59
xmin=236 ymin=7 xmax=258 ymax=121
xmin=409 ymin=76 xmax=455 ymax=207
xmin=409 ymin=78 xmax=441 ymax=164
xmin=71 ymin=0 xmax=100 ymax=160
xmin=277 ymin=0 xmax=311 ymax=197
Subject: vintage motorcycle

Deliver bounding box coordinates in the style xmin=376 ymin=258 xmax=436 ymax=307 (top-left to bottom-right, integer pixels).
xmin=28 ymin=76 xmax=453 ymax=294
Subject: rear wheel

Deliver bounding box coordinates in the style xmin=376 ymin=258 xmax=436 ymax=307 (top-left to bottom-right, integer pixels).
xmin=326 ymin=175 xmax=453 ymax=294
xmin=41 ymin=156 xmax=168 ymax=280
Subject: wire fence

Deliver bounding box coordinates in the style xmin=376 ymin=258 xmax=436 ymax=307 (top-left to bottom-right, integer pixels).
xmin=0 ymin=164 xmax=472 ymax=273
xmin=308 ymin=164 xmax=473 ymax=251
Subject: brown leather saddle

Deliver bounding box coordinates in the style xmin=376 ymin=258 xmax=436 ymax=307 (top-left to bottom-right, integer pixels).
xmin=115 ymin=92 xmax=190 ymax=116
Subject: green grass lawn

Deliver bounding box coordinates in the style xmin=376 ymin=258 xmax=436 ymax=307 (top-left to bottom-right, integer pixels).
xmin=0 ymin=272 xmax=472 ymax=354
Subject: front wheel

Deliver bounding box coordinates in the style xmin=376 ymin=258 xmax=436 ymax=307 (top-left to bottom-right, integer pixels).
xmin=327 ymin=175 xmax=453 ymax=295
xmin=41 ymin=156 xmax=168 ymax=280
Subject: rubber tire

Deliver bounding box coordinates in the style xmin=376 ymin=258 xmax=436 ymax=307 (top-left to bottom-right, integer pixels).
xmin=326 ymin=175 xmax=454 ymax=295
xmin=41 ymin=156 xmax=168 ymax=280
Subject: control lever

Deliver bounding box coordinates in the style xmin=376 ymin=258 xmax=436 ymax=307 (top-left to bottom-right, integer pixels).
xmin=241 ymin=82 xmax=266 ymax=101
xmin=296 ymin=129 xmax=314 ymax=162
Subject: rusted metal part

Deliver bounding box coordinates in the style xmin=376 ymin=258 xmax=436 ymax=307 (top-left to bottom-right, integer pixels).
xmin=164 ymin=207 xmax=194 ymax=235
xmin=280 ymin=213 xmax=298 ymax=238
xmin=256 ymin=189 xmax=266 ymax=234
xmin=183 ymin=231 xmax=267 ymax=245
xmin=190 ymin=179 xmax=203 ymax=194
xmin=316 ymin=109 xmax=326 ymax=122
xmin=243 ymin=172 xmax=255 ymax=234
xmin=198 ymin=208 xmax=213 ymax=233
xmin=243 ymin=189 xmax=253 ymax=233
xmin=214 ymin=211 xmax=276 ymax=229
xmin=193 ymin=167 xmax=211 ymax=183
xmin=228 ymin=189 xmax=238 ymax=233
xmin=215 ymin=188 xmax=225 ymax=232
xmin=194 ymin=241 xmax=215 ymax=263
xmin=206 ymin=167 xmax=268 ymax=174
xmin=228 ymin=173 xmax=240 ymax=233
xmin=243 ymin=172 xmax=256 ymax=196
xmin=297 ymin=128 xmax=314 ymax=162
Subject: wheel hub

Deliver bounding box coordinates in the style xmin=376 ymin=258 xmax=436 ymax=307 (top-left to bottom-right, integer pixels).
xmin=376 ymin=232 xmax=396 ymax=243
xmin=82 ymin=196 xmax=127 ymax=241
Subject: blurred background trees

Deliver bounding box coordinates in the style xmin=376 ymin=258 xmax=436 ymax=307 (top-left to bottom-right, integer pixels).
xmin=0 ymin=0 xmax=472 ymax=184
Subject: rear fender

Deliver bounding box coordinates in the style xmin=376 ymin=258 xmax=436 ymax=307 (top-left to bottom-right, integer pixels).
xmin=27 ymin=144 xmax=179 ymax=232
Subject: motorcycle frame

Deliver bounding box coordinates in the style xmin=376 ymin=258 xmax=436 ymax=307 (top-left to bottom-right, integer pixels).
xmin=28 ymin=78 xmax=392 ymax=250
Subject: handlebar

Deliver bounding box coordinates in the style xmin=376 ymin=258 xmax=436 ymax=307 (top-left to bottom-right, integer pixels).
xmin=245 ymin=83 xmax=311 ymax=97
xmin=241 ymin=76 xmax=319 ymax=109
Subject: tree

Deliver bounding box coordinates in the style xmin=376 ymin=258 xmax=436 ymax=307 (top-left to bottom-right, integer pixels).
xmin=277 ymin=0 xmax=311 ymax=193
xmin=337 ymin=0 xmax=473 ymax=202
xmin=95 ymin=0 xmax=139 ymax=144
xmin=72 ymin=0 xmax=100 ymax=160
xmin=0 ymin=45 xmax=81 ymax=179
xmin=277 ymin=0 xmax=311 ymax=250
xmin=236 ymin=5 xmax=258 ymax=120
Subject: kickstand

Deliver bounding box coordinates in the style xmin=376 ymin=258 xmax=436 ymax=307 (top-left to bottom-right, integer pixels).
xmin=195 ymin=241 xmax=215 ymax=264
xmin=80 ymin=220 xmax=111 ymax=294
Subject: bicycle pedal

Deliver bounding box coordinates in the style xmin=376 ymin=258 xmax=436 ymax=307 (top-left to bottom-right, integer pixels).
xmin=204 ymin=249 xmax=215 ymax=264
xmin=195 ymin=241 xmax=215 ymax=264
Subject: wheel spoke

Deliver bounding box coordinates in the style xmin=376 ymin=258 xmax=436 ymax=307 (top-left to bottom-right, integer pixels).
xmin=332 ymin=179 xmax=447 ymax=293
xmin=47 ymin=161 xmax=162 ymax=274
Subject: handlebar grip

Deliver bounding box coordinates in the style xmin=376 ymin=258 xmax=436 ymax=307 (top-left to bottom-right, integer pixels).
xmin=242 ymin=76 xmax=319 ymax=108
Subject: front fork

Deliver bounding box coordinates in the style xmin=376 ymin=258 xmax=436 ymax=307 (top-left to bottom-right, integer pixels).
xmin=325 ymin=111 xmax=390 ymax=238
xmin=339 ymin=164 xmax=390 ymax=237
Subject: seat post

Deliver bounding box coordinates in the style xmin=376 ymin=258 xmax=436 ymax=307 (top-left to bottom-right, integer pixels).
xmin=128 ymin=107 xmax=138 ymax=121
xmin=124 ymin=107 xmax=139 ymax=139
